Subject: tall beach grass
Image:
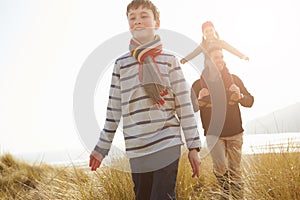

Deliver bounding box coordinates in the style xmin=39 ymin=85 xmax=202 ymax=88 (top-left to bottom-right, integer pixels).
xmin=0 ymin=142 xmax=299 ymax=199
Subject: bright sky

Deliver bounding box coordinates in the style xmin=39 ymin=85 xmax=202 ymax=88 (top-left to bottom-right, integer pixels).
xmin=1 ymin=0 xmax=300 ymax=160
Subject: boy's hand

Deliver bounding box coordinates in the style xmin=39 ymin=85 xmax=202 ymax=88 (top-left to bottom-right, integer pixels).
xmin=188 ymin=149 xmax=201 ymax=178
xmin=89 ymin=150 xmax=104 ymax=171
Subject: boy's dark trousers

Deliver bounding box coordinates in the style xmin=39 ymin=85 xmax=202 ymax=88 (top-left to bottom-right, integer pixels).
xmin=131 ymin=159 xmax=179 ymax=200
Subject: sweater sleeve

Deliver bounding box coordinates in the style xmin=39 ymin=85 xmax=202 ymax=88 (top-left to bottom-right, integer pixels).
xmin=169 ymin=57 xmax=201 ymax=150
xmin=183 ymin=44 xmax=203 ymax=62
xmin=233 ymin=75 xmax=254 ymax=107
xmin=94 ymin=62 xmax=122 ymax=156
xmin=221 ymin=40 xmax=247 ymax=59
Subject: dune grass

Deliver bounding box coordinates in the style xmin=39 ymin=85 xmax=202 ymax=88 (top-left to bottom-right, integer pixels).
xmin=0 ymin=145 xmax=299 ymax=200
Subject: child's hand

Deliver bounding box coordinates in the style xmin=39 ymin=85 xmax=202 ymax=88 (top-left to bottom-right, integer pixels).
xmin=229 ymin=84 xmax=242 ymax=102
xmin=229 ymin=84 xmax=240 ymax=94
xmin=242 ymin=55 xmax=249 ymax=61
xmin=198 ymin=88 xmax=209 ymax=99
xmin=180 ymin=58 xmax=187 ymax=64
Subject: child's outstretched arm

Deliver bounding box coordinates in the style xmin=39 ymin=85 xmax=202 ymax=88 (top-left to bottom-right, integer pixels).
xmin=221 ymin=40 xmax=249 ymax=61
xmin=180 ymin=45 xmax=203 ymax=64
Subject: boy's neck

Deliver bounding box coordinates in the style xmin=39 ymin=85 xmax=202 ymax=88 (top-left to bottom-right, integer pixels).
xmin=135 ymin=35 xmax=156 ymax=44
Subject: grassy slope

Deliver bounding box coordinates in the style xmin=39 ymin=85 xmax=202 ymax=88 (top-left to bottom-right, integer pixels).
xmin=0 ymin=148 xmax=299 ymax=200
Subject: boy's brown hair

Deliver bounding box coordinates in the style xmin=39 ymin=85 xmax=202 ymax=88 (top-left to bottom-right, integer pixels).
xmin=126 ymin=0 xmax=160 ymax=21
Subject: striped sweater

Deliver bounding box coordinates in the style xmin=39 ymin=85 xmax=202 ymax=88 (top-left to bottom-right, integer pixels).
xmin=94 ymin=51 xmax=201 ymax=159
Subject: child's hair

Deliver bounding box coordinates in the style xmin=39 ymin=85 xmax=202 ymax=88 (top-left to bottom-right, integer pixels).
xmin=126 ymin=0 xmax=160 ymax=21
xmin=202 ymin=21 xmax=214 ymax=33
xmin=202 ymin=32 xmax=220 ymax=42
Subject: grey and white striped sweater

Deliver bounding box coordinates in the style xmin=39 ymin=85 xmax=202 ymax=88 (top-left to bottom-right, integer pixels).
xmin=94 ymin=51 xmax=201 ymax=159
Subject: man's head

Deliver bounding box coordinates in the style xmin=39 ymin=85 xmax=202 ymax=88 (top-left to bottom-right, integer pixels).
xmin=209 ymin=49 xmax=225 ymax=71
xmin=127 ymin=0 xmax=160 ymax=44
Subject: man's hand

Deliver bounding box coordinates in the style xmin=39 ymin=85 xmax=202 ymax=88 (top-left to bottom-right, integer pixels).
xmin=89 ymin=150 xmax=104 ymax=171
xmin=188 ymin=149 xmax=201 ymax=178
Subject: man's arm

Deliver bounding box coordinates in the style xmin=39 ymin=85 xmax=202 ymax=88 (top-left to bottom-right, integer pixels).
xmin=191 ymin=79 xmax=202 ymax=112
xmin=233 ymin=75 xmax=254 ymax=107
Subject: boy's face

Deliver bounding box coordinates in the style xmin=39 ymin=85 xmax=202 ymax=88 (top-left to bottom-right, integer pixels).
xmin=127 ymin=6 xmax=160 ymax=44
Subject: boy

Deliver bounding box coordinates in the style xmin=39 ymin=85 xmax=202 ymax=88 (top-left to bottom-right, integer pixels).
xmin=89 ymin=0 xmax=201 ymax=199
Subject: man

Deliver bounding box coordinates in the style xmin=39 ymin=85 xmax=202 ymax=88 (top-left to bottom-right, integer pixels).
xmin=191 ymin=48 xmax=254 ymax=199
